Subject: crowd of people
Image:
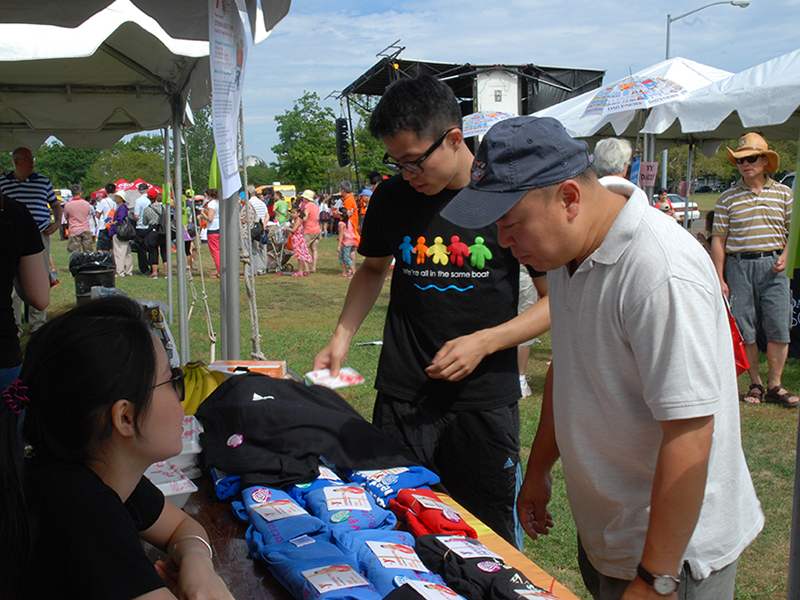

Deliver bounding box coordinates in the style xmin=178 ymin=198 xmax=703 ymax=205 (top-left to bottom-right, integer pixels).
xmin=0 ymin=72 xmax=795 ymax=600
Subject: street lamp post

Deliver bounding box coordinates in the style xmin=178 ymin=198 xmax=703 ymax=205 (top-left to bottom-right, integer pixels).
xmin=661 ymin=0 xmax=750 ymax=209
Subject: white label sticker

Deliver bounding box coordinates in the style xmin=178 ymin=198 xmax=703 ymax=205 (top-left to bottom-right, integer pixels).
xmin=405 ymin=580 xmax=462 ymax=600
xmin=366 ymin=541 xmax=428 ymax=572
xmin=252 ymin=499 xmax=307 ymax=522
xmin=323 ymin=486 xmax=372 ymax=512
xmin=318 ymin=466 xmax=340 ymax=481
xmin=302 ymin=564 xmax=370 ymax=594
xmin=437 ymin=536 xmax=501 ymax=560
xmin=412 ymin=494 xmax=459 ymax=514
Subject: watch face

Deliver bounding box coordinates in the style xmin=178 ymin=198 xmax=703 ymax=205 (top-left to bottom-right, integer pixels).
xmin=653 ymin=576 xmax=679 ymax=594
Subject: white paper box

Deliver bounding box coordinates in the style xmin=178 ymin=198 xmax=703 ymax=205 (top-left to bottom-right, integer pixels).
xmin=145 ymin=459 xmax=198 ymax=508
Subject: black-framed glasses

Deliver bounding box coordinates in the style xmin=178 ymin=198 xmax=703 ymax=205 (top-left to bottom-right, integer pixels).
xmin=382 ymin=128 xmax=457 ymax=174
xmin=736 ymin=155 xmax=763 ymax=165
xmin=100 ymin=367 xmax=185 ymax=440
xmin=152 ymin=367 xmax=185 ymax=403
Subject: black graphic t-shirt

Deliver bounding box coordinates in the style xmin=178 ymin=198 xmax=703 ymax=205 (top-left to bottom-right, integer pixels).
xmin=359 ymin=175 xmax=520 ymax=410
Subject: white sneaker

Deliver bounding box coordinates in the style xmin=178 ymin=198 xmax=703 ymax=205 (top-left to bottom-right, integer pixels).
xmin=520 ymin=375 xmax=532 ymax=398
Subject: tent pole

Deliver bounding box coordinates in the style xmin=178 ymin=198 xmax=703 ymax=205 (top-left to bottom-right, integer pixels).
xmin=684 ymin=143 xmax=693 ymax=230
xmin=172 ymin=97 xmax=190 ymax=363
xmin=220 ymin=194 xmax=240 ymax=360
xmin=163 ymin=129 xmax=173 ymax=324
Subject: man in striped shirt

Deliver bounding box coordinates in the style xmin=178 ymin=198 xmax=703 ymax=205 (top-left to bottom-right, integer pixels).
xmin=0 ymin=147 xmax=61 ymax=332
xmin=711 ymin=132 xmax=797 ymax=407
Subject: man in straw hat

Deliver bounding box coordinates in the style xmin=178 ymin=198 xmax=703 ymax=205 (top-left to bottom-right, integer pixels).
xmin=711 ymin=132 xmax=797 ymax=407
xmin=442 ymin=116 xmax=763 ymax=599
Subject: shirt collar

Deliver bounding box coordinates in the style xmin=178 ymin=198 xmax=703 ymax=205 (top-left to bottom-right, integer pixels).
xmin=579 ymin=176 xmax=647 ymax=270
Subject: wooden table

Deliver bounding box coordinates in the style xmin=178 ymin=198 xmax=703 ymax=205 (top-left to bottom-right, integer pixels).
xmin=153 ymin=475 xmax=580 ymax=600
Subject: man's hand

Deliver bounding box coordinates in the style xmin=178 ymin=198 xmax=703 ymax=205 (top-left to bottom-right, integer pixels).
xmin=516 ymin=469 xmax=554 ymax=540
xmin=43 ymin=222 xmax=59 ymax=236
xmin=621 ymin=576 xmax=677 ymax=600
xmin=313 ymin=335 xmax=350 ymax=378
xmin=425 ymin=331 xmax=489 ymax=382
xmin=774 ymin=251 xmax=787 ymax=273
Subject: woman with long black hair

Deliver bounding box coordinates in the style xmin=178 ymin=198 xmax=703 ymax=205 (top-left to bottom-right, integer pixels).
xmin=0 ymin=297 xmax=235 ymax=600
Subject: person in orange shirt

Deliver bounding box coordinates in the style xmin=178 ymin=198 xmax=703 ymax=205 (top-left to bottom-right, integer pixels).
xmin=340 ymin=180 xmax=359 ymax=269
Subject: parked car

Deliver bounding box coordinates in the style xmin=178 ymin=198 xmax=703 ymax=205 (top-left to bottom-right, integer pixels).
xmin=653 ymin=193 xmax=700 ymax=227
xmin=696 ymin=185 xmax=712 ymax=193
xmin=782 ymin=171 xmax=796 ymax=191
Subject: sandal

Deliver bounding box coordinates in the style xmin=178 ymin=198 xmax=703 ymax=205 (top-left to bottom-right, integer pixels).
xmin=741 ymin=383 xmax=764 ymax=404
xmin=291 ymin=271 xmax=304 ymax=277
xmin=765 ymin=385 xmax=800 ymax=408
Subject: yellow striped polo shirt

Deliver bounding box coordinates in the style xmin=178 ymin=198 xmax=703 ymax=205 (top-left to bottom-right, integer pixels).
xmin=712 ymin=176 xmax=793 ymax=253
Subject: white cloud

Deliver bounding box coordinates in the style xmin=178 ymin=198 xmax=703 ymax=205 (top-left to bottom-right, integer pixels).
xmin=240 ymin=0 xmax=800 ymax=165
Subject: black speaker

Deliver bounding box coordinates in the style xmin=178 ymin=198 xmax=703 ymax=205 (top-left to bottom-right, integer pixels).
xmin=336 ymin=117 xmax=350 ymax=167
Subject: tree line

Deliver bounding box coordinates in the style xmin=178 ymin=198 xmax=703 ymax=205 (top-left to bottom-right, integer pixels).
xmin=3 ymin=94 xmax=795 ymax=196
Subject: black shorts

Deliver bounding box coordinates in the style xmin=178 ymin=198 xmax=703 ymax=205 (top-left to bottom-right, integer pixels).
xmin=372 ymin=393 xmax=522 ymax=548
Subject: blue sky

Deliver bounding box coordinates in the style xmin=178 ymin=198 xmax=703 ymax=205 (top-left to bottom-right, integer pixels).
xmin=241 ymin=0 xmax=800 ymax=164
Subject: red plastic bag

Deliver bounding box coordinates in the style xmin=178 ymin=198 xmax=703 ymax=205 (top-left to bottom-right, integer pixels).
xmin=724 ymin=297 xmax=749 ymax=376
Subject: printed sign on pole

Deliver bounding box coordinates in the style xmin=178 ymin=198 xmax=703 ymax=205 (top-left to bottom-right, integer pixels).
xmin=209 ymin=0 xmax=248 ymax=199
xmin=639 ymin=161 xmax=659 ymax=188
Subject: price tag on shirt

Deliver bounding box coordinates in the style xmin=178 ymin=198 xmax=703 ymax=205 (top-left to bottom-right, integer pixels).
xmin=404 ymin=581 xmax=462 ymax=600
xmin=412 ymin=494 xmax=457 ymax=513
xmin=437 ymin=536 xmax=501 ymax=560
xmin=318 ymin=466 xmax=340 ymax=481
xmin=366 ymin=541 xmax=428 ymax=572
xmin=323 ymin=486 xmax=372 ymax=512
xmin=302 ymin=564 xmax=370 ymax=594
xmin=514 ymin=589 xmax=561 ymax=599
xmin=358 ymin=467 xmax=409 ymax=481
xmin=252 ymin=499 xmax=307 ymax=522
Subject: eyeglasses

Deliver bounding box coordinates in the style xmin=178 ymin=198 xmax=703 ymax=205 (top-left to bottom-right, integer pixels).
xmin=382 ymin=128 xmax=457 ymax=174
xmin=736 ymin=155 xmax=764 ymax=165
xmin=99 ymin=367 xmax=185 ymax=441
xmin=152 ymin=367 xmax=185 ymax=403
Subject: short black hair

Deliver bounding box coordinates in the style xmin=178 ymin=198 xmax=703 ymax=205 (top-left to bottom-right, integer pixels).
xmin=368 ymin=74 xmax=462 ymax=141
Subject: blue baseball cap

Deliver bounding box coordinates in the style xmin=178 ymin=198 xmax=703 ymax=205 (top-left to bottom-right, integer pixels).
xmin=441 ymin=116 xmax=590 ymax=228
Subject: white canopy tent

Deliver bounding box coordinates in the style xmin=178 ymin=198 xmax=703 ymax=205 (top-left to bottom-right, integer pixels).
xmin=533 ymin=57 xmax=733 ymax=146
xmin=643 ymin=48 xmax=800 ymax=142
xmin=0 ymin=0 xmax=292 ymax=362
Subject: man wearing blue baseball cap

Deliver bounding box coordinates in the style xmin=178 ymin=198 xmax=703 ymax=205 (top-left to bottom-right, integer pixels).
xmin=442 ymin=116 xmax=763 ymax=600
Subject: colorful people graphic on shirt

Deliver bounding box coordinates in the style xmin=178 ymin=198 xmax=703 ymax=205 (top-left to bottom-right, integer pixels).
xmin=469 ymin=236 xmax=492 ymax=270
xmin=426 ymin=236 xmax=449 ymax=265
xmin=413 ymin=236 xmax=429 ymax=265
xmin=447 ymin=235 xmax=470 ymax=267
xmin=399 ymin=235 xmax=414 ymax=264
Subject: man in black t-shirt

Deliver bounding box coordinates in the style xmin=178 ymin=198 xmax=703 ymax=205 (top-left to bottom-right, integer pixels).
xmin=313 ymin=76 xmax=550 ymax=547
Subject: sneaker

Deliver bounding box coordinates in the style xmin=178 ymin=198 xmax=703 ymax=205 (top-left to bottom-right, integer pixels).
xmin=520 ymin=375 xmax=532 ymax=398
xmin=150 ymin=274 xmax=158 ymax=279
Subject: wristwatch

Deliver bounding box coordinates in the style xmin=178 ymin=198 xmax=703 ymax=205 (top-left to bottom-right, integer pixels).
xmin=636 ymin=563 xmax=680 ymax=595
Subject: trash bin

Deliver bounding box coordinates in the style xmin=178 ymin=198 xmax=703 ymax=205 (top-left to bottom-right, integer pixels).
xmin=69 ymin=252 xmax=116 ymax=305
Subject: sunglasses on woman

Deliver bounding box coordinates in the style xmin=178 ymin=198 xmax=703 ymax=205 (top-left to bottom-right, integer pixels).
xmin=100 ymin=368 xmax=185 ymax=440
xmin=152 ymin=367 xmax=186 ymax=403
xmin=735 ymin=155 xmax=763 ymax=165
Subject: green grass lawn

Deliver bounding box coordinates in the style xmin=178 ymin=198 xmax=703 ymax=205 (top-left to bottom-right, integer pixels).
xmin=41 ymin=234 xmax=797 ymax=599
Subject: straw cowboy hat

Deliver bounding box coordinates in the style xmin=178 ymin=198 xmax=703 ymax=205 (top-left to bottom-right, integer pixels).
xmin=726 ymin=132 xmax=780 ymax=172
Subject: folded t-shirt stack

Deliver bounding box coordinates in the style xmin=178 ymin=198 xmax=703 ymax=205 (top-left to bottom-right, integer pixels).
xmin=242 ymin=486 xmax=330 ymax=555
xmin=306 ymin=484 xmax=397 ymax=534
xmin=416 ymin=535 xmax=554 ymax=600
xmin=333 ymin=528 xmax=450 ymax=597
xmin=390 ymin=489 xmax=477 ymax=539
xmin=265 ymin=537 xmax=382 ymax=600
xmin=344 ymin=466 xmax=440 ymax=508
xmin=288 ymin=466 xmax=346 ymax=509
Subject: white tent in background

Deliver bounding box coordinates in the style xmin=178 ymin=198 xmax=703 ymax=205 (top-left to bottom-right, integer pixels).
xmin=0 ymin=0 xmax=292 ymax=362
xmin=643 ymin=48 xmax=800 ymax=142
xmin=533 ymin=57 xmax=732 ymax=142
